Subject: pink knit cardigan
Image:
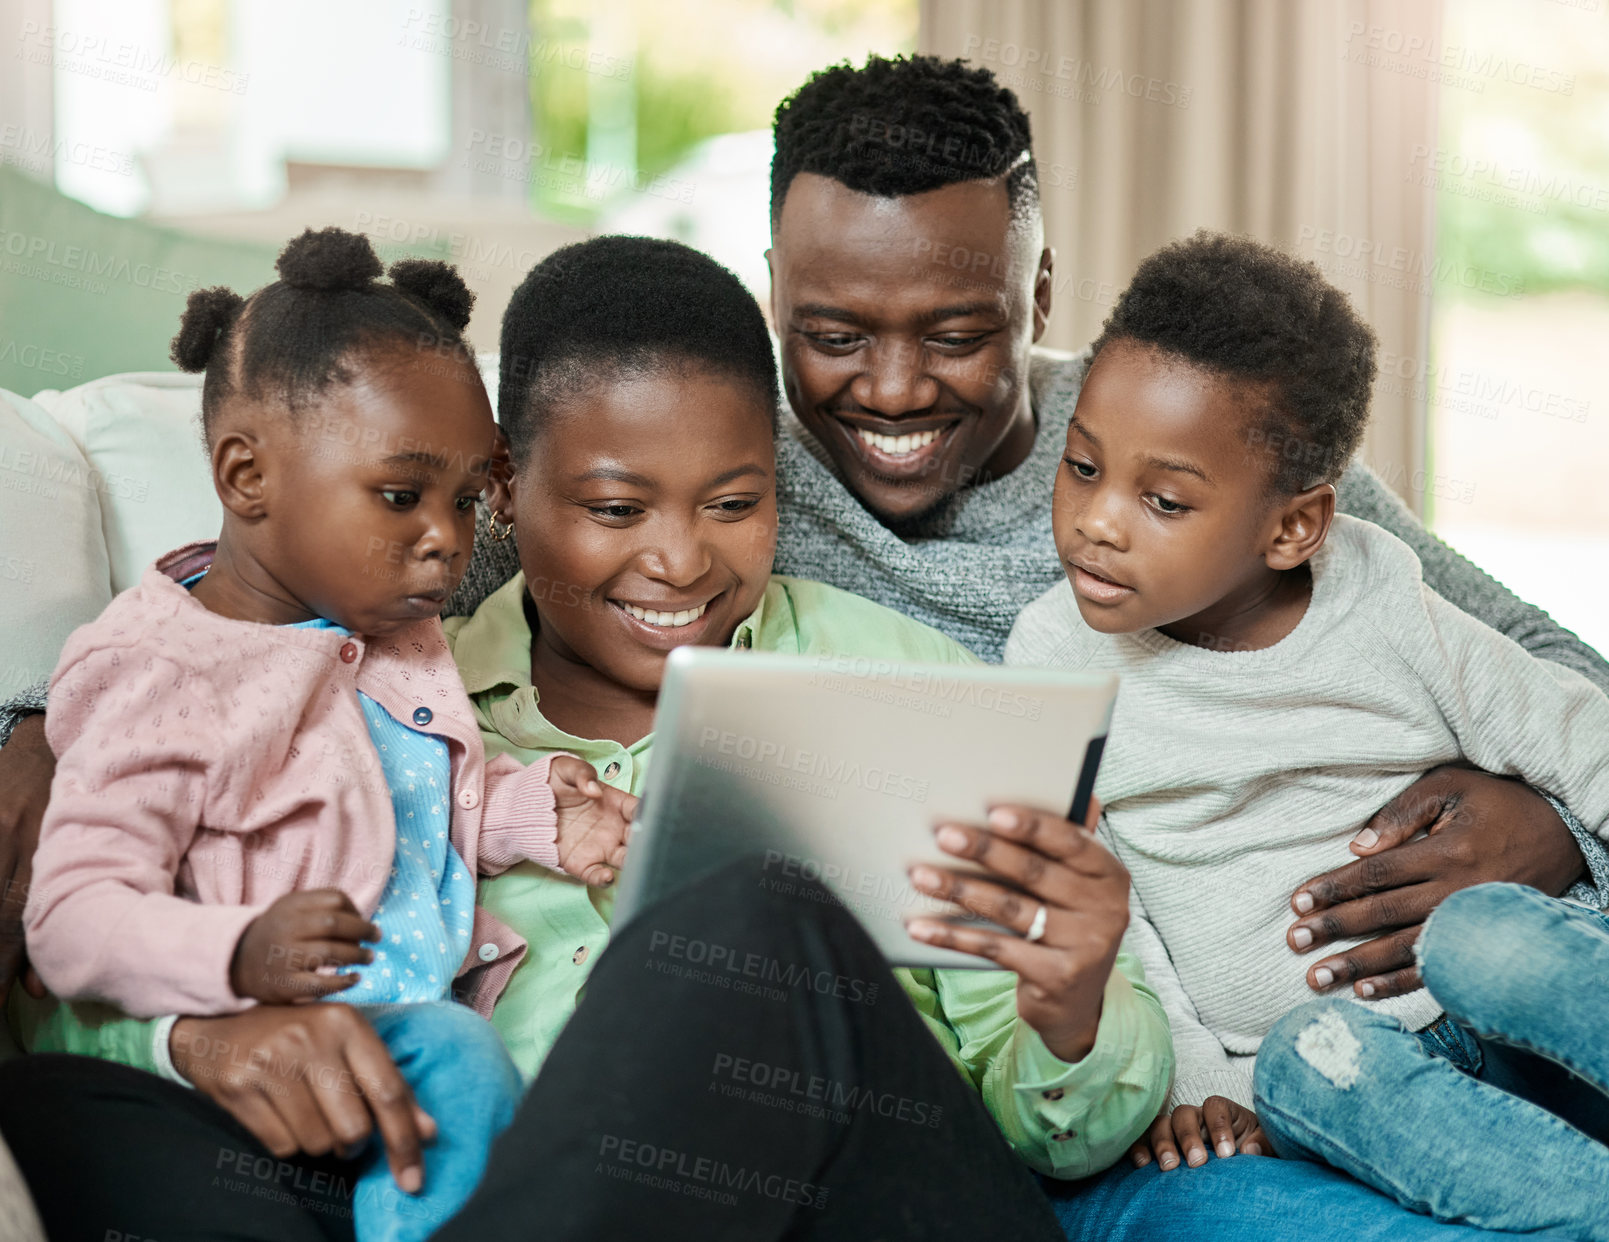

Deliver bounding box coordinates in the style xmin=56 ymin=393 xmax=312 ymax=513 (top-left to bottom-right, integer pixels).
xmin=25 ymin=543 xmax=559 ymax=1019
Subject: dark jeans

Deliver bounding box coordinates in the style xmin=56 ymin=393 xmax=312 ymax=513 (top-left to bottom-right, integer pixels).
xmin=0 ymin=860 xmax=1062 ymax=1241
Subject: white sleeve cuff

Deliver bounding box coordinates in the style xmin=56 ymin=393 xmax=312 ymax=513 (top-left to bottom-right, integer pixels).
xmin=150 ymin=1014 xmax=194 ymax=1088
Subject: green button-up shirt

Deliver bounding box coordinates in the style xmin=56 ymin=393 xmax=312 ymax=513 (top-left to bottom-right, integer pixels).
xmin=11 ymin=572 xmax=1170 ymax=1179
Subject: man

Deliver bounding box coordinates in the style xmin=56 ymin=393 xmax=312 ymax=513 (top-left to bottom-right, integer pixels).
xmin=0 ymin=51 xmax=1604 ymax=1241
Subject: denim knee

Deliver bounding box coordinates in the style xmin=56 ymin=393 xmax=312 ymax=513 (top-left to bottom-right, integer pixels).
xmin=371 ymin=1003 xmax=520 ymax=1093
xmin=1256 ymin=1000 xmax=1356 ymax=1111
xmin=1420 ymin=882 xmax=1558 ymax=1025
xmin=1253 ymin=1000 xmax=1415 ymax=1120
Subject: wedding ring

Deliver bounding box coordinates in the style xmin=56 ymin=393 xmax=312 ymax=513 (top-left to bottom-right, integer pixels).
xmin=1025 ymin=903 xmax=1049 ymax=943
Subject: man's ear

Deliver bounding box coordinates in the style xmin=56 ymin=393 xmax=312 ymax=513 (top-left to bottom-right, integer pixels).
xmin=1265 ymin=482 xmax=1336 ymax=571
xmin=484 ymin=429 xmax=516 ymax=523
xmin=212 ymin=429 xmax=269 ymax=520
xmin=764 ymin=246 xmax=779 ymax=328
xmin=1032 ymin=246 xmax=1055 ymax=343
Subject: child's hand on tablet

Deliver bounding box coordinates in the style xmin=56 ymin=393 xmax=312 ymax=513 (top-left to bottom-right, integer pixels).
xmin=231 ymin=889 xmax=379 ymax=1003
xmin=1131 ymin=1097 xmax=1272 ymax=1170
xmin=549 ymin=755 xmax=637 ymax=887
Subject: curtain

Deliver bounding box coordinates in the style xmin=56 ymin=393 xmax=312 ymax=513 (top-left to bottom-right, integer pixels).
xmin=919 ymin=0 xmax=1442 ymax=510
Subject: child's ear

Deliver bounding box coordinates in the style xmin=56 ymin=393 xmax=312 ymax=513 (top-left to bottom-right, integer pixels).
xmin=212 ymin=430 xmax=268 ymax=519
xmin=484 ymin=430 xmax=516 ymax=523
xmin=1265 ymin=482 xmax=1336 ymax=571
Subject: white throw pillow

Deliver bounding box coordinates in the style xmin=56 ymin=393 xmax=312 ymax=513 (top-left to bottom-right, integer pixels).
xmin=0 ymin=1129 xmax=44 ymax=1242
xmin=0 ymin=389 xmax=114 ymax=701
xmin=476 ymin=351 xmax=500 ymax=416
xmin=35 ymin=372 xmax=221 ymax=594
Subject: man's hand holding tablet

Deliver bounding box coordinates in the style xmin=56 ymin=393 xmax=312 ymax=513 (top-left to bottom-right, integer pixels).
xmin=906 ymin=797 xmax=1126 ymax=1064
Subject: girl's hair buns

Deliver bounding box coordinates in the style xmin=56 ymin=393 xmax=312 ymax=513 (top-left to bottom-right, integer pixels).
xmin=171 ymin=226 xmax=483 ymax=439
xmin=389 ymin=259 xmax=476 ymax=333
xmin=169 ymin=286 xmax=246 ymax=372
xmin=275 ymin=227 xmax=385 ymax=291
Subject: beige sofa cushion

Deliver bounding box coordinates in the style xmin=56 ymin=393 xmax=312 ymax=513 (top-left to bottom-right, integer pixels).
xmin=0 ymin=388 xmax=115 ymax=701
xmin=33 ymin=372 xmax=220 ymax=593
xmin=0 ymin=1130 xmax=43 ymax=1242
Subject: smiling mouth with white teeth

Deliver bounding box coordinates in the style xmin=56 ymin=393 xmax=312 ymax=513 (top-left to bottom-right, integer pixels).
xmin=855 ymin=427 xmax=944 ymax=457
xmin=618 ymin=601 xmax=710 ymax=629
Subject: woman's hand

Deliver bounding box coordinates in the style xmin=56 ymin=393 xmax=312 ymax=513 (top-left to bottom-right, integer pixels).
xmin=904 ymin=797 xmax=1127 ymax=1063
xmin=549 ymin=755 xmax=637 ymax=886
xmin=0 ymin=714 xmax=52 ymax=1001
xmin=171 ymin=1004 xmax=437 ymax=1193
xmin=1130 ymin=1097 xmax=1271 ymax=1170
xmin=1288 ymin=765 xmax=1586 ymax=999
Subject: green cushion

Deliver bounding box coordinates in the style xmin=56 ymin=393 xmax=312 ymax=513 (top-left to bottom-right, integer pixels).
xmin=0 ymin=166 xmax=281 ymax=395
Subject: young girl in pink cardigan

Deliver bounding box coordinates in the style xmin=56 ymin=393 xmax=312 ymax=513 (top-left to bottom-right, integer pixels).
xmin=23 ymin=229 xmax=635 ymax=1241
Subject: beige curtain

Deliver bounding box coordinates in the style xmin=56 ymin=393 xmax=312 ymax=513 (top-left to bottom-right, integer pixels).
xmin=920 ymin=0 xmax=1441 ymax=511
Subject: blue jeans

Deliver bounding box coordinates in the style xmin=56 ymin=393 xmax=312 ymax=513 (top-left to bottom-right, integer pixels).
xmin=1045 ymin=1156 xmax=1497 ymax=1241
xmin=1254 ymin=883 xmax=1609 ymax=1238
xmin=355 ymin=1002 xmax=522 ymax=1242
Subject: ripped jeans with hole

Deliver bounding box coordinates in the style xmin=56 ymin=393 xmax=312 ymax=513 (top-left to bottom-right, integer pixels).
xmin=1253 ymin=883 xmax=1609 ymax=1240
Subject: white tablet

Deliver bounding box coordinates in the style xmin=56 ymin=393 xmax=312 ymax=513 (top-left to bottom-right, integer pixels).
xmin=611 ymin=648 xmax=1117 ymax=969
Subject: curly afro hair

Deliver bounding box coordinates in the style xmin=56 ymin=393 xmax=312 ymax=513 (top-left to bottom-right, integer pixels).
xmin=498 ymin=235 xmax=778 ymax=463
xmin=1091 ymin=230 xmax=1378 ymax=494
xmin=771 ymin=54 xmax=1037 ymax=226
xmin=170 ymin=227 xmax=479 ymax=442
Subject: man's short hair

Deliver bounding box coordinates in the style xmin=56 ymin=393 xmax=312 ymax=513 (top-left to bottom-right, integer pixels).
xmin=771 ymin=54 xmax=1038 ymax=226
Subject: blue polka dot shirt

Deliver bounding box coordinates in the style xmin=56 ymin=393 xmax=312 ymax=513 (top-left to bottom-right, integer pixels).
xmin=292 ymin=619 xmax=475 ymax=1005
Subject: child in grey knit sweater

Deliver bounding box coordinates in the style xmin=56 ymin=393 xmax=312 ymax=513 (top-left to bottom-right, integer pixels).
xmin=1005 ymin=230 xmax=1609 ymax=1236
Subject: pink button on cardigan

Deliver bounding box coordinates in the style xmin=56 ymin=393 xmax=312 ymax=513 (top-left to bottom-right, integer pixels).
xmin=25 ymin=543 xmax=560 ymax=1019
